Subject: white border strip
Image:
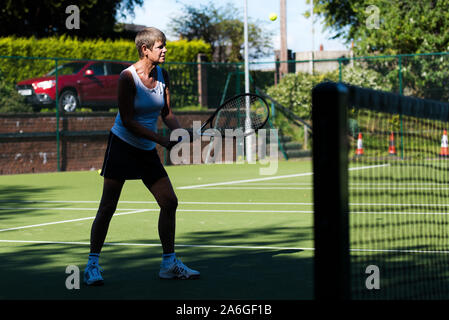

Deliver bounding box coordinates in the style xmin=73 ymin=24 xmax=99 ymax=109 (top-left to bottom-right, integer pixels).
xmin=0 ymin=200 xmax=312 ymax=206
xmin=1 ymin=239 xmax=448 ymax=254
xmin=177 ymin=164 xmax=388 ymax=190
xmin=0 ymin=209 xmax=150 ymax=232
xmin=2 ymin=200 xmax=449 ymax=207
xmin=177 ymin=172 xmax=314 ymax=190
xmin=196 ymin=187 xmax=314 ymax=190
xmin=351 ymin=211 xmax=449 ymax=215
xmin=0 ymin=208 xmax=310 ymax=233
xmin=198 ymin=187 xmax=449 ymax=190
xmin=0 ymin=239 xmax=310 ymax=251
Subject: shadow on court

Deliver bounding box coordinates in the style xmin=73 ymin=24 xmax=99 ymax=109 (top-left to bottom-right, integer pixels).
xmin=0 ymin=185 xmax=66 ymax=222
xmin=0 ymin=228 xmax=314 ymax=300
xmin=0 ymin=185 xmax=59 ymax=202
xmin=351 ymin=250 xmax=449 ymax=300
xmin=4 ymin=241 xmax=449 ymax=300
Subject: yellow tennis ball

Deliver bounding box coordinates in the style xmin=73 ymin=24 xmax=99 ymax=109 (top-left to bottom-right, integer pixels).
xmin=97 ymin=169 xmax=102 ymax=174
xmin=269 ymin=13 xmax=277 ymax=21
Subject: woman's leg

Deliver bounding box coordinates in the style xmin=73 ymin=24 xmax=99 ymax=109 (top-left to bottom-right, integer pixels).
xmin=144 ymin=176 xmax=199 ymax=279
xmin=84 ymin=178 xmax=124 ymax=285
xmin=90 ymin=177 xmax=125 ymax=253
xmin=143 ymin=176 xmax=178 ymax=254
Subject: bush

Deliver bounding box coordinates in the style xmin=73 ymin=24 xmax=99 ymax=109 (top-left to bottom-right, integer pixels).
xmin=0 ymin=36 xmax=212 ymax=84
xmin=0 ymin=36 xmax=212 ymax=112
xmin=266 ymin=65 xmax=392 ymax=122
xmin=265 ymin=65 xmax=392 ymax=141
xmin=0 ymin=81 xmax=32 ymax=113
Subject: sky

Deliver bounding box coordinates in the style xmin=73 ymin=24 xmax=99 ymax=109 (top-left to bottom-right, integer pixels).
xmin=118 ymin=0 xmax=348 ymax=59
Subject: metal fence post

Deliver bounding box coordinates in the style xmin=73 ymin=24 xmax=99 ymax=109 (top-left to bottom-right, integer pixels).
xmin=398 ymin=55 xmax=404 ymax=160
xmin=55 ymin=58 xmax=61 ymax=172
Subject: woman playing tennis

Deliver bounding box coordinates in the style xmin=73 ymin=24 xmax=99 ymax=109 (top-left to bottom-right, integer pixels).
xmin=84 ymin=27 xmax=199 ymax=285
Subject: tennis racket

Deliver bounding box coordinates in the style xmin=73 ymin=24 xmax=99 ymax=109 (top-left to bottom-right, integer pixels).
xmin=190 ymin=93 xmax=270 ymax=140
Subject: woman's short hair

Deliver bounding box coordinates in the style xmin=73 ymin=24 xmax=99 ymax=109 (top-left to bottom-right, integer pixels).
xmin=135 ymin=27 xmax=166 ymax=58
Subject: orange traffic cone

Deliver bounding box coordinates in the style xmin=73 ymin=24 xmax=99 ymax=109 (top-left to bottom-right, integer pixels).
xmin=355 ymin=132 xmax=364 ymax=156
xmin=388 ymin=132 xmax=397 ymax=156
xmin=440 ymin=130 xmax=449 ymax=157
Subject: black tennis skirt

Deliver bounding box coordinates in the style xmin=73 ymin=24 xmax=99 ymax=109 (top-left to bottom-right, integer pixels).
xmin=100 ymin=132 xmax=168 ymax=185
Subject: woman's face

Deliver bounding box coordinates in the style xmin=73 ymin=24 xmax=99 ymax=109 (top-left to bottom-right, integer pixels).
xmin=143 ymin=40 xmax=167 ymax=64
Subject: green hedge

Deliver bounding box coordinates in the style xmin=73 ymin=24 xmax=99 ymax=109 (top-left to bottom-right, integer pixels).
xmin=0 ymin=36 xmax=212 ymax=84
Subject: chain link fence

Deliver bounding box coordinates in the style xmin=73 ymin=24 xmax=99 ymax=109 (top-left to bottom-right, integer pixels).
xmin=1 ymin=52 xmax=448 ymax=173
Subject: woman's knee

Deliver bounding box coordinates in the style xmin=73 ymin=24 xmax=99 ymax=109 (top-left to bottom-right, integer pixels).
xmin=159 ymin=195 xmax=178 ymax=212
xmin=98 ymin=178 xmax=123 ymax=218
xmin=97 ymin=199 xmax=118 ymax=219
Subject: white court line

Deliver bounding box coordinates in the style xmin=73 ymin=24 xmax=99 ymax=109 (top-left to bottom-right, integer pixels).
xmin=0 ymin=207 xmax=309 ymax=214
xmin=0 ymin=200 xmax=311 ymax=206
xmin=234 ymin=182 xmax=449 ymax=186
xmin=0 ymin=208 xmax=310 ymax=233
xmin=177 ymin=164 xmax=389 ymax=190
xmin=195 ymin=186 xmax=449 ymax=190
xmin=179 ymin=201 xmax=310 ymax=206
xmin=0 ymin=207 xmax=138 ymax=211
xmin=351 ymin=248 xmax=449 ymax=254
xmin=1 ymin=239 xmax=448 ymax=255
xmin=349 ymin=164 xmax=390 ymax=171
xmin=5 ymin=200 xmax=449 ymax=206
xmin=0 ymin=200 xmax=102 ymax=204
xmin=0 ymin=239 xmax=309 ymax=251
xmin=0 ymin=209 xmax=150 ymax=232
xmin=8 ymin=206 xmax=447 ymax=233
xmin=198 ymin=187 xmax=314 ymax=190
xmin=349 ymin=183 xmax=449 ymax=186
xmin=177 ymin=172 xmax=314 ymax=190
xmin=351 ymin=211 xmax=449 ymax=215
xmin=350 ymin=203 xmax=449 ymax=207
xmin=350 ymin=187 xmax=449 ymax=190
xmin=240 ymin=183 xmax=314 ymax=185
xmin=176 ymin=209 xmax=311 ymax=213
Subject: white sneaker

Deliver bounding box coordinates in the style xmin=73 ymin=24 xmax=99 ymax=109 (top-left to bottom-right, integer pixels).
xmin=84 ymin=263 xmax=104 ymax=286
xmin=159 ymin=258 xmax=200 ymax=280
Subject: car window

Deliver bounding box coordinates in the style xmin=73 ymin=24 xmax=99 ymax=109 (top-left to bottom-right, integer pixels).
xmin=108 ymin=63 xmax=128 ymax=75
xmin=89 ymin=63 xmax=106 ymax=76
xmin=46 ymin=62 xmax=86 ymax=76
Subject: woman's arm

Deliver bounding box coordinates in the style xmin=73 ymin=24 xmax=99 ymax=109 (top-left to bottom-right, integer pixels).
xmin=118 ymin=70 xmax=172 ymax=148
xmin=160 ymin=68 xmax=182 ymax=131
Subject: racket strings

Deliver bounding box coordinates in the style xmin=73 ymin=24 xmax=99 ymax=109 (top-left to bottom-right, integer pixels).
xmin=213 ymin=95 xmax=268 ymax=132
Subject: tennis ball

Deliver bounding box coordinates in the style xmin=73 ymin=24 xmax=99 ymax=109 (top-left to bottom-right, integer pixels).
xmin=269 ymin=13 xmax=277 ymax=21
xmin=97 ymin=169 xmax=101 ymax=174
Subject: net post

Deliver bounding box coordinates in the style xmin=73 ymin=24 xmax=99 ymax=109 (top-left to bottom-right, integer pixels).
xmin=312 ymin=81 xmax=350 ymax=300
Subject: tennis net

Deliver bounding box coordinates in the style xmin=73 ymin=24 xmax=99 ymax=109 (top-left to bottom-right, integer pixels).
xmin=312 ymin=82 xmax=449 ymax=300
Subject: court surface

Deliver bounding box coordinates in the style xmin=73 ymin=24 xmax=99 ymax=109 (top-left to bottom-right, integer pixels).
xmin=0 ymin=160 xmax=314 ymax=300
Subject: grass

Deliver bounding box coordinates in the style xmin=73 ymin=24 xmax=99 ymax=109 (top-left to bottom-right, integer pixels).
xmin=3 ymin=156 xmax=448 ymax=300
xmin=0 ymin=160 xmax=314 ymax=300
xmin=348 ymin=159 xmax=449 ymax=299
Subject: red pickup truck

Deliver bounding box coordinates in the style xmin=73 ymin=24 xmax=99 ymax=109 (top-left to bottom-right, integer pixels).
xmin=16 ymin=60 xmax=131 ymax=112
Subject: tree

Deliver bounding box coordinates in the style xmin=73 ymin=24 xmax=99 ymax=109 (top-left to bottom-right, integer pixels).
xmin=309 ymin=0 xmax=449 ymax=101
xmin=310 ymin=0 xmax=449 ymax=55
xmin=0 ymin=0 xmax=144 ymax=39
xmin=168 ymin=1 xmax=273 ymax=62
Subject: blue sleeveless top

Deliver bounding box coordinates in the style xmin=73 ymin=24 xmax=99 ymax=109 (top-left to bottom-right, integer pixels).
xmin=111 ymin=65 xmax=165 ymax=150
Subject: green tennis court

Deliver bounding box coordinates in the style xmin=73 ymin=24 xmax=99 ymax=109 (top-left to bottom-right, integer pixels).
xmin=348 ymin=159 xmax=449 ymax=299
xmin=0 ymin=160 xmax=314 ymax=300
xmin=4 ymin=154 xmax=448 ymax=300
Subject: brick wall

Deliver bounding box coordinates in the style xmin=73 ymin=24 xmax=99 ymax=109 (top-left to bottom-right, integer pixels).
xmin=0 ymin=111 xmax=213 ymax=175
